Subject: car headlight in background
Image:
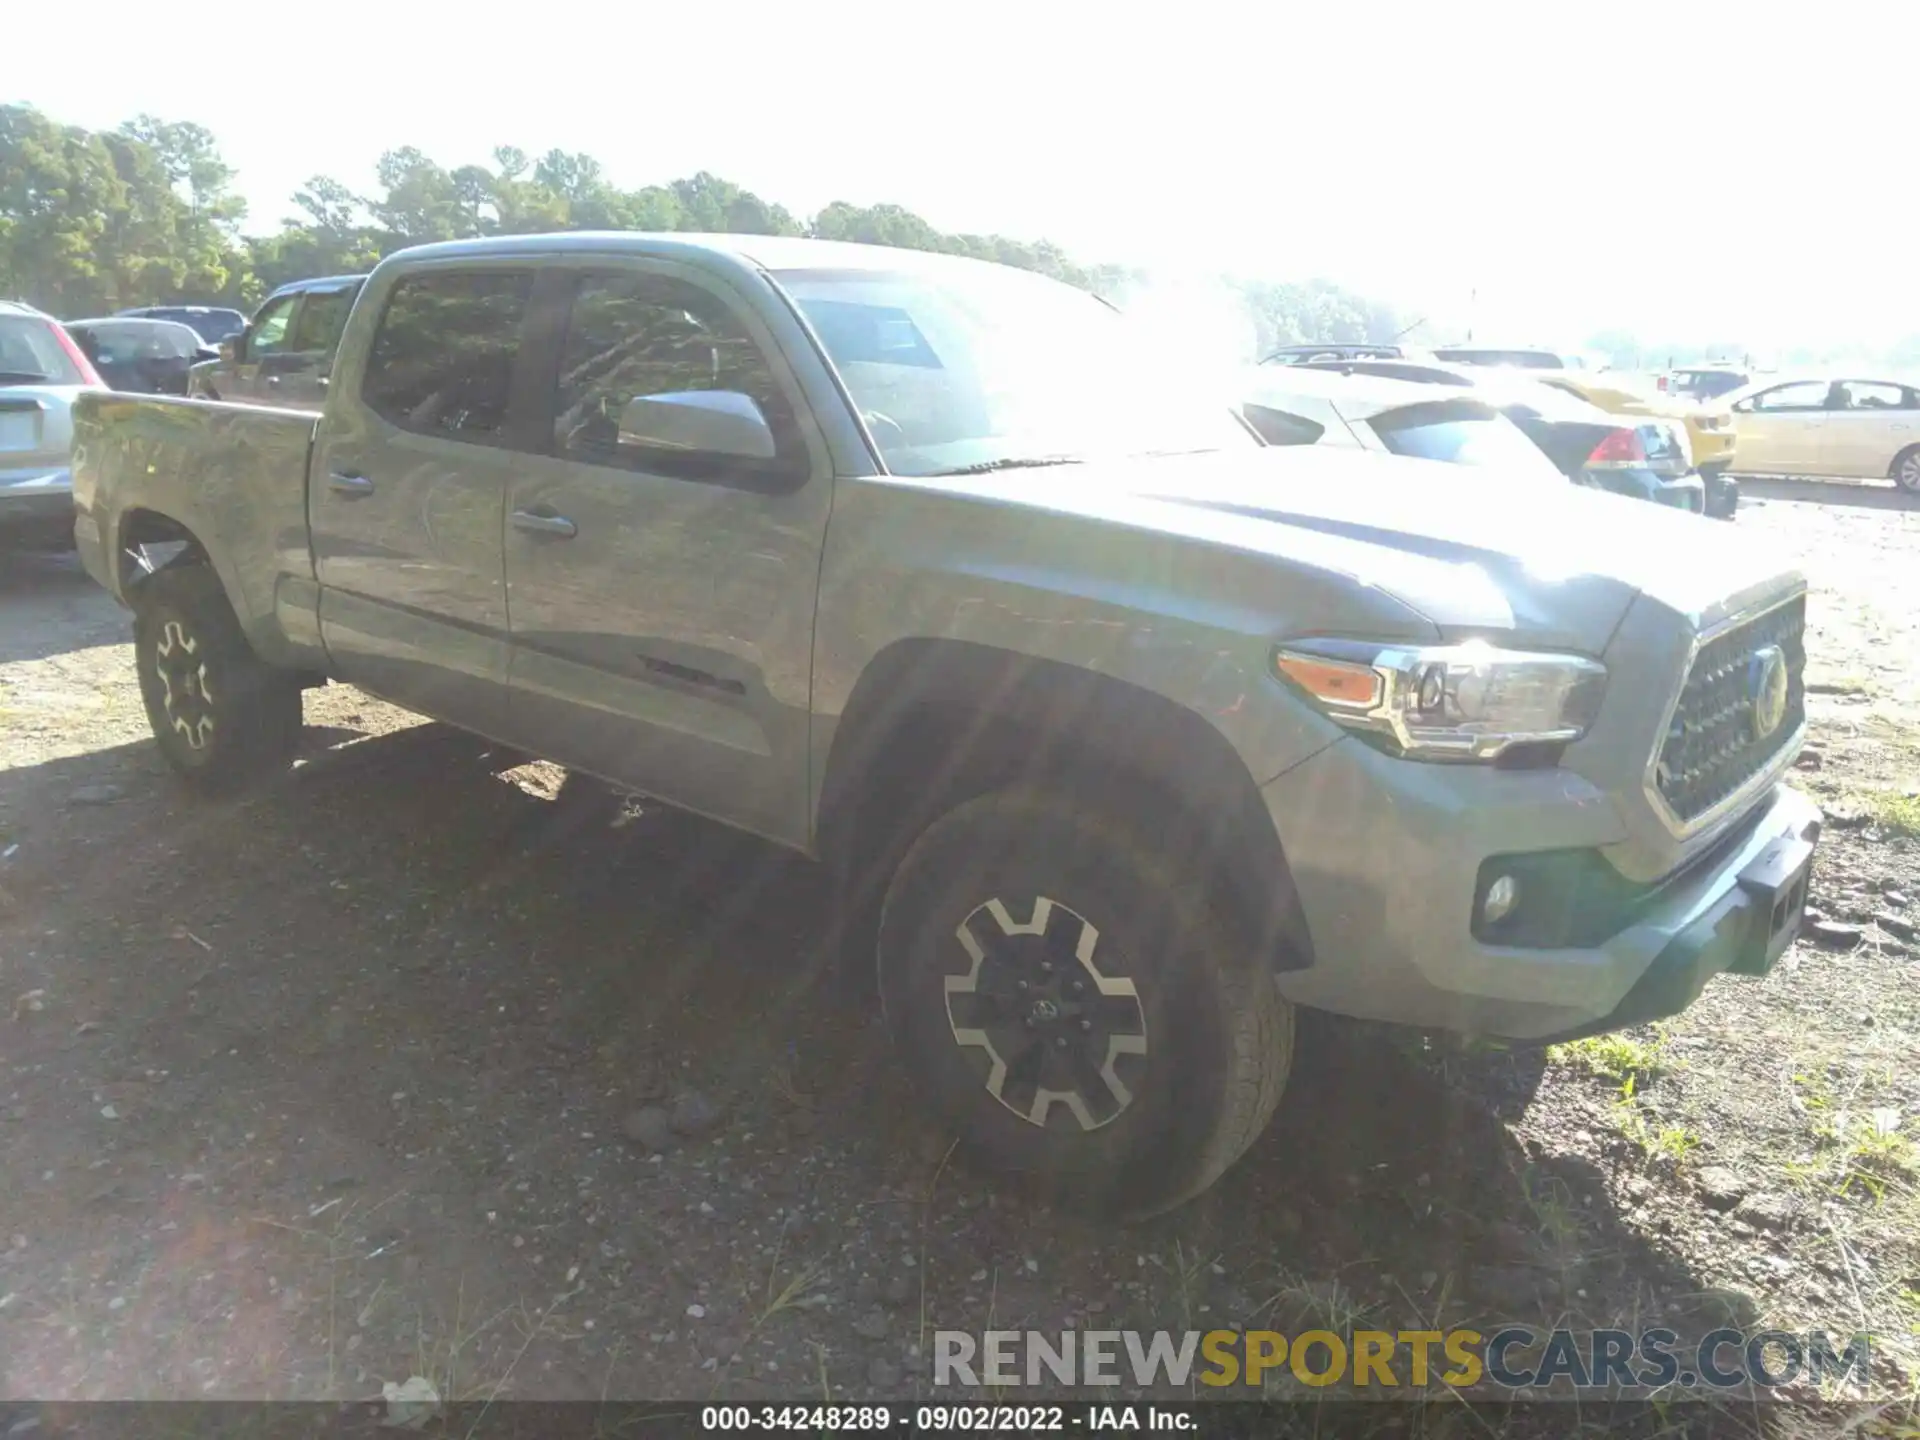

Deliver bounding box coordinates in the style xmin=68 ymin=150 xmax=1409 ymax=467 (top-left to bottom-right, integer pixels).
xmin=1272 ymin=639 xmax=1607 ymax=762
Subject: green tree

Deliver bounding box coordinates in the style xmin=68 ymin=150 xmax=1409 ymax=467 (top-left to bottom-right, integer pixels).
xmin=5 ymin=104 xmax=1430 ymax=369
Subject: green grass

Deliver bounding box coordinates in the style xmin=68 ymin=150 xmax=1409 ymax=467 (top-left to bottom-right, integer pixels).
xmin=1549 ymin=1029 xmax=1669 ymax=1086
xmin=1860 ymin=788 xmax=1920 ymax=838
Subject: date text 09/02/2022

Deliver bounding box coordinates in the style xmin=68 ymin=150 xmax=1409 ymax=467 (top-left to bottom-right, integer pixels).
xmin=699 ymin=1405 xmax=1190 ymax=1431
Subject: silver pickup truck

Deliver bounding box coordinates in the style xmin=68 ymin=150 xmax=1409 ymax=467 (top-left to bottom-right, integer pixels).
xmin=70 ymin=233 xmax=1820 ymax=1217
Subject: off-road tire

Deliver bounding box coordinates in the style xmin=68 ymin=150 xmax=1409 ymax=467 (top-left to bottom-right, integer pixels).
xmin=1893 ymin=445 xmax=1920 ymax=495
xmin=134 ymin=565 xmax=302 ymax=794
xmin=876 ymin=786 xmax=1293 ymax=1219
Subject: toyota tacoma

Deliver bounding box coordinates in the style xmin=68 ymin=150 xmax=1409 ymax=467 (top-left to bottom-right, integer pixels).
xmin=69 ymin=233 xmax=1820 ymax=1217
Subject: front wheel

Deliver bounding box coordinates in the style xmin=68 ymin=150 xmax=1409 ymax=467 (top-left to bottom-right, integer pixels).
xmin=134 ymin=565 xmax=302 ymax=794
xmin=1894 ymin=446 xmax=1920 ymax=495
xmin=876 ymin=786 xmax=1293 ymax=1218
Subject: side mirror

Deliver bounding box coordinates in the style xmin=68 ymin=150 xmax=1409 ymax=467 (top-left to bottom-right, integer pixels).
xmin=194 ymin=346 xmax=220 ymax=364
xmin=617 ymin=390 xmax=776 ymax=460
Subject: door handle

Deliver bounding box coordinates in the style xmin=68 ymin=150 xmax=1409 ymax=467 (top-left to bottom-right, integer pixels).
xmin=327 ymin=472 xmax=375 ymax=497
xmin=511 ymin=508 xmax=578 ymax=539
xmin=266 ymin=375 xmax=281 ymax=387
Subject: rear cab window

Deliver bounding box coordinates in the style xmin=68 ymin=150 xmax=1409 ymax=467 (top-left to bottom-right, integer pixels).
xmin=0 ymin=315 xmax=84 ymax=385
xmin=360 ymin=270 xmax=533 ymax=442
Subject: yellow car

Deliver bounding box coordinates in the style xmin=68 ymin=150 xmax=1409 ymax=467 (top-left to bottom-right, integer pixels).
xmin=1534 ymin=372 xmax=1740 ymax=517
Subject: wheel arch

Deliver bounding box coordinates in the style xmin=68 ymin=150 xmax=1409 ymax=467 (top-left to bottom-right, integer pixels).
xmin=116 ymin=506 xmax=215 ymax=594
xmin=816 ymin=636 xmax=1315 ymax=973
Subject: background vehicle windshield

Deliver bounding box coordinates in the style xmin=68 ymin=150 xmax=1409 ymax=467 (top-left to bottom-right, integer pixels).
xmin=775 ymin=264 xmax=1254 ymax=476
xmin=1672 ymin=370 xmax=1747 ymax=401
xmin=141 ymin=308 xmax=246 ymax=343
xmin=72 ymin=320 xmax=202 ymax=362
xmin=1369 ymin=402 xmax=1563 ymax=481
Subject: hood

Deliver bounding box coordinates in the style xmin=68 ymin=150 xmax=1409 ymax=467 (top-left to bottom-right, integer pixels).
xmin=898 ymin=446 xmax=1803 ymax=654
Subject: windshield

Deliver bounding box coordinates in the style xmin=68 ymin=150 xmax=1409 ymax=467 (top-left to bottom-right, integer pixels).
xmin=774 ymin=264 xmax=1255 ymax=476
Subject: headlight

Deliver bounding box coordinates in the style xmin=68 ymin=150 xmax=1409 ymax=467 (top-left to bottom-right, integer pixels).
xmin=1272 ymin=638 xmax=1607 ymax=762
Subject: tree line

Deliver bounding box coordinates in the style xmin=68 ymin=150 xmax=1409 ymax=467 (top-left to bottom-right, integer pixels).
xmin=1 ymin=102 xmax=1415 ymax=358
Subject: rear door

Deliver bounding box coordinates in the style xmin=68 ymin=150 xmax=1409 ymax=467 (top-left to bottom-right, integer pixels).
xmin=1729 ymin=380 xmax=1834 ymax=473
xmin=271 ymin=284 xmax=359 ymax=410
xmin=1821 ymin=381 xmax=1919 ymax=479
xmin=310 ymin=265 xmax=538 ymax=738
xmin=501 ymin=261 xmax=833 ymax=846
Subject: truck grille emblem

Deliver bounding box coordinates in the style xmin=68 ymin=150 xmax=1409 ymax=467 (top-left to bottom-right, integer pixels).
xmin=1749 ymin=643 xmax=1789 ymax=742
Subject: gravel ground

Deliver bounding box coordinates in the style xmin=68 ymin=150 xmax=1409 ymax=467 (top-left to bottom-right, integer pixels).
xmin=0 ymin=487 xmax=1916 ymax=1430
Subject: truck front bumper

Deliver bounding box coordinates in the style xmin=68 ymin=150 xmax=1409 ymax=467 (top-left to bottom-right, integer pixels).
xmin=1260 ymin=738 xmax=1821 ymax=1041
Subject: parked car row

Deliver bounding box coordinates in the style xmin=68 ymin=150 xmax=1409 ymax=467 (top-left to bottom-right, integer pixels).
xmin=1259 ymin=340 xmax=1920 ymax=505
xmin=1245 ymin=355 xmax=1718 ymax=515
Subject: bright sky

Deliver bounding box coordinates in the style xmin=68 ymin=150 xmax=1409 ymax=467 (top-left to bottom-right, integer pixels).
xmin=17 ymin=0 xmax=1916 ymax=353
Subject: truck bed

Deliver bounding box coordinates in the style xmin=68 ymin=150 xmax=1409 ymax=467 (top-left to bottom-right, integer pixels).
xmin=71 ymin=392 xmax=324 ymax=669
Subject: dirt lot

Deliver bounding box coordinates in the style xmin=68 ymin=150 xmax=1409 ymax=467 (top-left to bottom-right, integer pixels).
xmin=1 ymin=486 xmax=1917 ymax=1427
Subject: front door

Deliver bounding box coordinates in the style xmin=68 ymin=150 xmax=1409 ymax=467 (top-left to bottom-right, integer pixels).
xmin=1732 ymin=379 xmax=1834 ymax=474
xmin=310 ymin=265 xmax=539 ymax=737
xmin=503 ymin=264 xmax=833 ymax=847
xmin=212 ymin=291 xmax=298 ymax=403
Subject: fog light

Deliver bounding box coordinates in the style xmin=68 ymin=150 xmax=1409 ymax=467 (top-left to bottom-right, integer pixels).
xmin=1482 ymin=874 xmax=1520 ymax=926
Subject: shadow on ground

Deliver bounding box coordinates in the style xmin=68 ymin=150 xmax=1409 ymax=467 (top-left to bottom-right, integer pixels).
xmin=1741 ymin=476 xmax=1917 ymax=512
xmin=0 ymin=714 xmax=1798 ymax=1428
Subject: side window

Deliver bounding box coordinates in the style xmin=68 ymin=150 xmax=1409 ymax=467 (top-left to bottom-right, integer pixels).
xmin=1839 ymin=381 xmax=1904 ymax=410
xmin=288 ymin=290 xmax=354 ymax=356
xmin=551 ymin=271 xmax=799 ymax=476
xmin=361 ymin=270 xmax=532 ymax=442
xmin=1241 ymin=403 xmax=1326 ymax=446
xmin=1746 ymin=381 xmax=1831 ymax=413
xmin=246 ymin=295 xmax=297 ymax=357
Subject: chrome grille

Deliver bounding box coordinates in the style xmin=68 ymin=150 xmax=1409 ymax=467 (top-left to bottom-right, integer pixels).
xmin=1653 ymin=595 xmax=1806 ymax=826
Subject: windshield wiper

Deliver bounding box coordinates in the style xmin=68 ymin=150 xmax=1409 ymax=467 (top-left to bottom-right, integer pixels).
xmin=0 ymin=370 xmax=57 ymax=385
xmin=925 ymin=456 xmax=1086 ymax=477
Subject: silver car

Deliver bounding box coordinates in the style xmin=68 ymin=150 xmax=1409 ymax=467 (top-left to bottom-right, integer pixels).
xmin=1 ymin=300 xmax=103 ymax=550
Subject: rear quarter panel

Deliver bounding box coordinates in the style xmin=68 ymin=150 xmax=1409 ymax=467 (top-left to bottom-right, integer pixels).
xmin=71 ymin=392 xmax=326 ymax=669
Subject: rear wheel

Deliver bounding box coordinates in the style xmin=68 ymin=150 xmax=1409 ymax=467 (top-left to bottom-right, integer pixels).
xmin=876 ymin=786 xmax=1292 ymax=1218
xmin=1894 ymin=446 xmax=1920 ymax=495
xmin=134 ymin=565 xmax=302 ymax=794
